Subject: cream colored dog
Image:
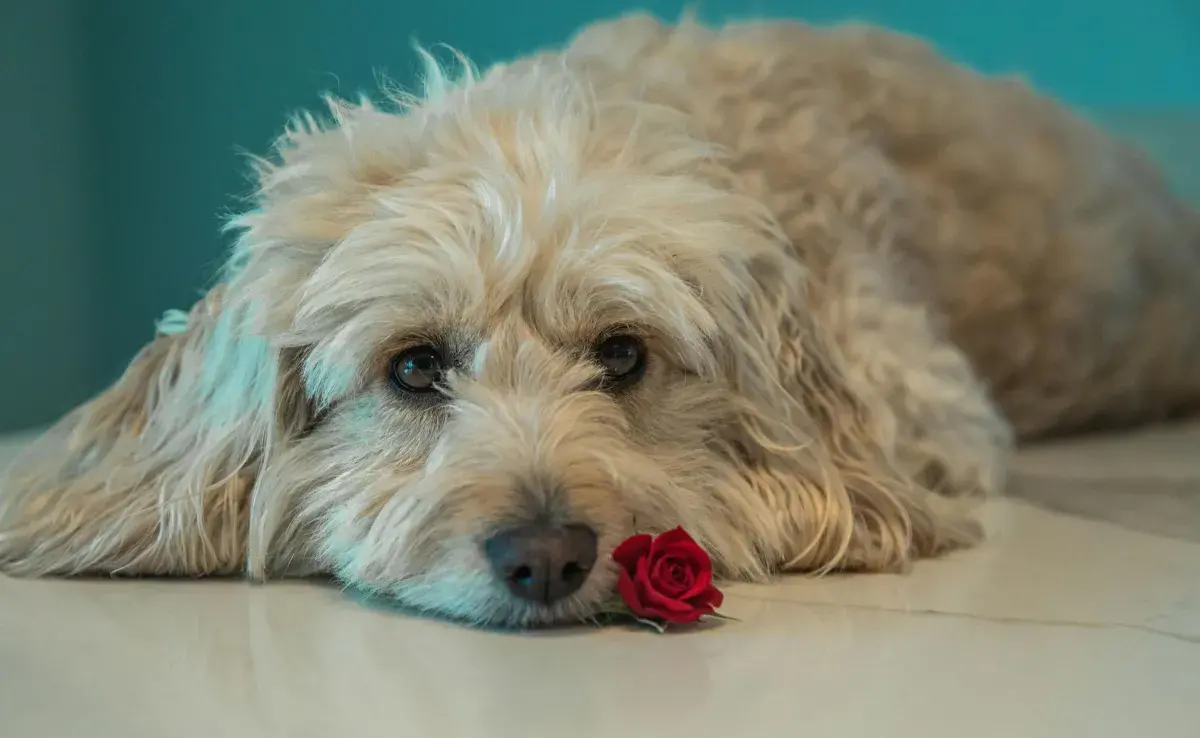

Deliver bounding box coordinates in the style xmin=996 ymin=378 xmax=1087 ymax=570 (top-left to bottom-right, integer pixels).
xmin=2 ymin=15 xmax=1198 ymax=626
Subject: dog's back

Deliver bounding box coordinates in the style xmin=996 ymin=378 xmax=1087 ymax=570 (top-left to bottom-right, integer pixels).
xmin=562 ymin=14 xmax=1200 ymax=439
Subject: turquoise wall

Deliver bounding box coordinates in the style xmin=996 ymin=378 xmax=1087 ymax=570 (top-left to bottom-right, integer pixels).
xmin=0 ymin=3 xmax=94 ymax=430
xmin=2 ymin=0 xmax=1198 ymax=431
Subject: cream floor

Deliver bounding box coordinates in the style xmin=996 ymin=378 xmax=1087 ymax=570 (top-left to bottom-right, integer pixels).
xmin=1 ymin=424 xmax=1197 ymax=738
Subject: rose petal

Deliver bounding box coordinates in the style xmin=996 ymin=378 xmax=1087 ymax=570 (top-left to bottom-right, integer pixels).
xmin=630 ymin=589 xmax=708 ymax=623
xmin=648 ymin=527 xmax=699 ymax=556
xmin=690 ymin=584 xmax=724 ymax=610
xmin=611 ymin=534 xmax=653 ymax=574
xmin=669 ymin=562 xmax=695 ymax=591
xmin=649 ymin=558 xmax=677 ymax=594
xmin=635 ymin=558 xmax=694 ymax=614
xmin=616 ymin=567 xmax=647 ymax=615
xmin=650 ymin=557 xmax=692 ymax=598
xmin=638 ymin=589 xmax=700 ymax=620
xmin=653 ymin=541 xmax=714 ymax=600
xmin=672 ymin=563 xmax=707 ymax=598
xmin=650 ymin=556 xmax=668 ymax=579
xmin=656 ymin=540 xmax=712 ymax=572
xmin=636 ymin=557 xmax=686 ymax=608
xmin=639 ymin=603 xmax=706 ymax=624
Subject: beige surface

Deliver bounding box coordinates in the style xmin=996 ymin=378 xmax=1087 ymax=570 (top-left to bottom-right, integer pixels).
xmin=1 ymin=424 xmax=1198 ymax=738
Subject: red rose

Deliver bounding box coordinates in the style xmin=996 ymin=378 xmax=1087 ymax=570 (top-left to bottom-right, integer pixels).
xmin=612 ymin=527 xmax=725 ymax=624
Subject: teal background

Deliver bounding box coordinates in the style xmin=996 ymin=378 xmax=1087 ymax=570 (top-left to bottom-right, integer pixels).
xmin=1 ymin=0 xmax=1197 ymax=432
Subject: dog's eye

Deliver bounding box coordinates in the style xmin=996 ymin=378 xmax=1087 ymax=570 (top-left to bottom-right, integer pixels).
xmin=596 ymin=334 xmax=646 ymax=385
xmin=389 ymin=346 xmax=445 ymax=394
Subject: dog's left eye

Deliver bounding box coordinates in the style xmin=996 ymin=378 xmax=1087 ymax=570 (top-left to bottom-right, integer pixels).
xmin=596 ymin=334 xmax=646 ymax=386
xmin=389 ymin=346 xmax=445 ymax=394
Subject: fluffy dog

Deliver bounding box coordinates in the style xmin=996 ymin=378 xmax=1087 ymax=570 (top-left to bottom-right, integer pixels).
xmin=2 ymin=15 xmax=1198 ymax=626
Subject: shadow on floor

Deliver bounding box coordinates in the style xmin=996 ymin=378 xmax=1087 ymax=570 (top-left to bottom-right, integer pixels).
xmin=1009 ymin=470 xmax=1200 ymax=543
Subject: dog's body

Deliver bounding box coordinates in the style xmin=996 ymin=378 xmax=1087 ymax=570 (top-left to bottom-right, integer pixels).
xmin=2 ymin=15 xmax=1198 ymax=626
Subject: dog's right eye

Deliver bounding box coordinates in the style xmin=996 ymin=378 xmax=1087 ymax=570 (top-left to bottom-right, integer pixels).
xmin=595 ymin=334 xmax=647 ymax=388
xmin=389 ymin=346 xmax=445 ymax=394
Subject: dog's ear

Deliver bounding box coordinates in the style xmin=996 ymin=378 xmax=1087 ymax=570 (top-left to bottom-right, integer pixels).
xmin=0 ymin=286 xmax=313 ymax=577
xmin=0 ymin=94 xmax=423 ymax=579
xmin=713 ymin=249 xmax=981 ymax=576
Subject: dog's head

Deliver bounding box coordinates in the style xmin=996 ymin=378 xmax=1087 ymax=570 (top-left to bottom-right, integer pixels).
xmin=1 ymin=53 xmax=964 ymax=627
xmin=232 ymin=59 xmax=806 ymax=626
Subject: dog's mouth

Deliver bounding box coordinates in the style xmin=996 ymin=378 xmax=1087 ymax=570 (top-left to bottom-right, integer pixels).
xmin=348 ymin=555 xmax=620 ymax=630
xmin=343 ymin=577 xmax=605 ymax=630
xmin=420 ymin=593 xmax=614 ymax=632
xmin=492 ymin=572 xmax=620 ymax=630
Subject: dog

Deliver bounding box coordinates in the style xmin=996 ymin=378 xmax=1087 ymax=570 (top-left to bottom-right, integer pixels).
xmin=2 ymin=14 xmax=1198 ymax=627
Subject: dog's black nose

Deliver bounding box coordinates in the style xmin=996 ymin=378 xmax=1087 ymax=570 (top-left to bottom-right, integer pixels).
xmin=484 ymin=523 xmax=598 ymax=604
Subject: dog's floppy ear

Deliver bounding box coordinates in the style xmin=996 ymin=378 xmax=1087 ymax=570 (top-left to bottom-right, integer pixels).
xmin=0 ymin=94 xmax=418 ymax=578
xmin=0 ymin=286 xmax=312 ymax=577
xmin=714 ymin=248 xmax=981 ymax=576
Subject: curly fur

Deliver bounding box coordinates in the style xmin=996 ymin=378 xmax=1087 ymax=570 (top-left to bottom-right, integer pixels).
xmin=2 ymin=15 xmax=1198 ymax=626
